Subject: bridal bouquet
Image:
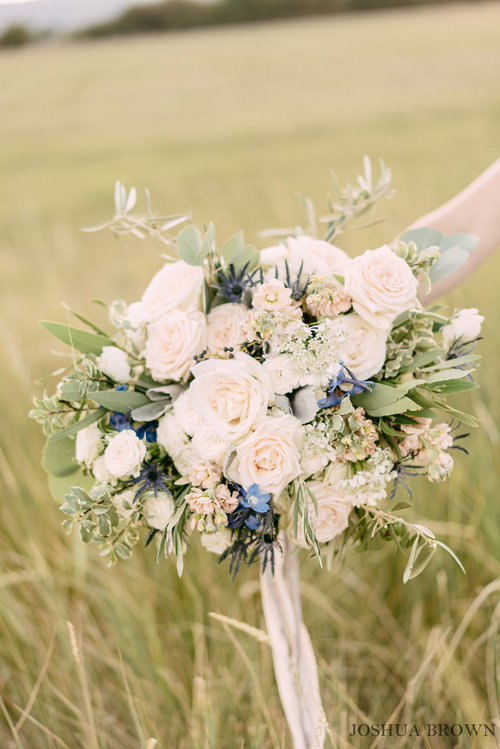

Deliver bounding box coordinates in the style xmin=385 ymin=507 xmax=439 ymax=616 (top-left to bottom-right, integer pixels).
xmin=31 ymin=160 xmax=482 ymax=581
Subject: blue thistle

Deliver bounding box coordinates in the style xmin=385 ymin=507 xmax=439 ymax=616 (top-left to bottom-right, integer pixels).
xmin=212 ymin=262 xmax=262 ymax=303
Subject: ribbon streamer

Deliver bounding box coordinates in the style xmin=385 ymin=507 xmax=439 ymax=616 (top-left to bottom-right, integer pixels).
xmin=260 ymin=534 xmax=326 ymax=748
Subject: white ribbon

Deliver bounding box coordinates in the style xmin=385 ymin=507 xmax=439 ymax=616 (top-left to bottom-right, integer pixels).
xmin=260 ymin=534 xmax=326 ymax=749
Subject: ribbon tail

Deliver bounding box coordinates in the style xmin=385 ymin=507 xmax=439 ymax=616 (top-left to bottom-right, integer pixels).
xmin=260 ymin=534 xmax=326 ymax=748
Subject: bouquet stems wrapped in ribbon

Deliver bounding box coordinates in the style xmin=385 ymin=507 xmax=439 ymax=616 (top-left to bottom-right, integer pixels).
xmin=31 ymin=160 xmax=482 ymax=746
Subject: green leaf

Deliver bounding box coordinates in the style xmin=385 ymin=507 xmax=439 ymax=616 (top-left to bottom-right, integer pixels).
xmin=49 ymin=471 xmax=94 ymax=503
xmin=400 ymin=227 xmax=443 ymax=252
xmin=115 ymin=543 xmax=131 ymax=560
xmin=49 ymin=409 xmax=103 ymax=441
xmin=430 ymin=247 xmax=470 ymax=283
xmin=424 ymin=380 xmax=477 ymax=394
xmin=176 ymin=225 xmax=203 ymax=266
xmin=353 ymin=383 xmax=403 ymax=410
xmin=98 ymin=513 xmax=112 ymax=537
xmin=367 ymin=396 xmax=422 ymax=417
xmin=221 ymin=231 xmax=245 ymax=264
xmin=41 ymin=321 xmax=113 ymax=355
xmin=90 ymin=390 xmax=150 ymax=414
xmin=235 ymin=245 xmax=259 ymax=272
xmin=200 ymin=222 xmax=215 ymax=261
xmin=43 ymin=436 xmax=77 ymax=477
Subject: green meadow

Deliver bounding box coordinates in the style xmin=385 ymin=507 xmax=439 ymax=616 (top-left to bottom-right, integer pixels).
xmin=0 ymin=3 xmax=499 ymax=746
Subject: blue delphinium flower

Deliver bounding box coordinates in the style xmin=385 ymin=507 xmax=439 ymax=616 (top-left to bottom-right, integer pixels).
xmin=240 ymin=483 xmax=271 ymax=513
xmin=317 ymin=363 xmax=373 ymax=409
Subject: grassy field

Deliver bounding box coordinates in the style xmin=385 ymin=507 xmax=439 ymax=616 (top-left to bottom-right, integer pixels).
xmin=1 ymin=3 xmax=500 ymax=747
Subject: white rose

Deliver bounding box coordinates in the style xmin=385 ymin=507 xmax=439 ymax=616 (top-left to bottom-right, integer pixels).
xmin=191 ymin=423 xmax=231 ymax=466
xmin=145 ymin=310 xmax=206 ymax=382
xmin=126 ymin=301 xmax=151 ymax=328
xmin=188 ymin=353 xmax=274 ymax=442
xmin=227 ymin=414 xmax=303 ymax=495
xmin=295 ymin=479 xmax=351 ymax=544
xmin=112 ymin=489 xmax=136 ymax=518
xmin=142 ymin=260 xmax=205 ymax=317
xmin=260 ymin=235 xmax=352 ymax=279
xmin=328 ymin=313 xmax=387 ymax=380
xmin=142 ymin=491 xmax=175 ymax=530
xmin=207 ymin=302 xmax=250 ymax=354
xmin=156 ymin=412 xmax=189 ymax=458
xmin=173 ymin=391 xmax=204 ymax=436
xmin=173 ymin=444 xmax=202 ymax=475
xmin=201 ymin=529 xmax=233 ymax=555
xmin=98 ymin=346 xmax=131 ymax=383
xmin=344 ymin=246 xmax=419 ymax=329
xmin=104 ymin=430 xmax=146 ymax=480
xmin=92 ymin=454 xmax=116 ymax=485
xmin=441 ymin=307 xmax=484 ymax=349
xmin=75 ymin=423 xmax=102 ymax=467
xmin=262 ymin=354 xmax=300 ymax=395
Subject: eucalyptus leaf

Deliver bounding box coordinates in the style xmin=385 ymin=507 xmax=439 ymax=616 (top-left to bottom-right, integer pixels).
xmin=41 ymin=321 xmax=113 ymax=355
xmin=90 ymin=390 xmax=150 ymax=414
xmin=400 ymin=227 xmax=443 ymax=252
xmin=430 ymin=247 xmax=470 ymax=283
xmin=221 ymin=231 xmax=245 ymax=264
xmin=49 ymin=471 xmax=94 ymax=503
xmin=232 ymin=245 xmax=260 ymax=272
xmin=176 ymin=225 xmax=203 ymax=266
xmin=146 ymin=384 xmax=184 ymax=402
xmin=43 ymin=436 xmax=77 ymax=477
xmin=131 ymin=399 xmax=170 ymax=421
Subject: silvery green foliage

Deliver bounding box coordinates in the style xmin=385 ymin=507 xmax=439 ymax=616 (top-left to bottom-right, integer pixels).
xmin=381 ymin=311 xmax=437 ymax=378
xmin=392 ymin=238 xmax=440 ymax=294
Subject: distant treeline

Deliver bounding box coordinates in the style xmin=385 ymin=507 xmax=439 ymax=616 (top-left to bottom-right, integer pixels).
xmin=77 ymin=0 xmax=461 ymax=38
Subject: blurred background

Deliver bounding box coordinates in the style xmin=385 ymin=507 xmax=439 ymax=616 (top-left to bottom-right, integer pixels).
xmin=0 ymin=1 xmax=499 ymax=747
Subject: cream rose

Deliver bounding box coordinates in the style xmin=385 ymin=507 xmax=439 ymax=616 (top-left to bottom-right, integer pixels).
xmin=75 ymin=423 xmax=102 ymax=467
xmin=173 ymin=391 xmax=205 ymax=436
xmin=260 ymin=235 xmax=352 ymax=278
xmin=201 ymin=529 xmax=233 ymax=555
xmin=98 ymin=346 xmax=130 ymax=383
xmin=344 ymin=246 xmax=419 ymax=329
xmin=141 ymin=260 xmax=205 ymax=318
xmin=328 ymin=313 xmax=387 ymax=380
xmin=145 ymin=310 xmax=206 ymax=382
xmin=262 ymin=354 xmax=300 ymax=395
xmin=156 ymin=412 xmax=189 ymax=458
xmin=142 ymin=491 xmax=175 ymax=530
xmin=173 ymin=444 xmax=202 ymax=476
xmin=187 ymin=353 xmax=274 ymax=442
xmin=441 ymin=307 xmax=484 ymax=349
xmin=104 ymin=430 xmax=146 ymax=480
xmin=206 ymin=302 xmax=250 ymax=354
xmin=296 ymin=479 xmax=351 ymax=544
xmin=227 ymin=414 xmax=303 ymax=495
xmin=191 ymin=423 xmax=231 ymax=466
